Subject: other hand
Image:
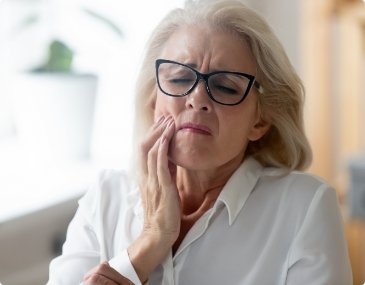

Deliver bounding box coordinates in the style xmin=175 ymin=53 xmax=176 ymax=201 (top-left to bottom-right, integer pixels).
xmin=83 ymin=261 xmax=134 ymax=285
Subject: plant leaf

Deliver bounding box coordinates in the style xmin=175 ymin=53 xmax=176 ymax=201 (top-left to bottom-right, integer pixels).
xmin=13 ymin=14 xmax=39 ymax=35
xmin=81 ymin=7 xmax=124 ymax=38
xmin=33 ymin=40 xmax=73 ymax=72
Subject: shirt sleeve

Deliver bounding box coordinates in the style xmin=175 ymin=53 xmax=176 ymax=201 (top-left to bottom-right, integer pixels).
xmin=47 ymin=204 xmax=101 ymax=285
xmin=47 ymin=170 xmax=142 ymax=285
xmin=109 ymin=249 xmax=143 ymax=285
xmin=286 ymin=184 xmax=353 ymax=285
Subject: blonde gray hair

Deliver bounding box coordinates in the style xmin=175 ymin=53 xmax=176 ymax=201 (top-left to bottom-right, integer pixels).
xmin=131 ymin=0 xmax=312 ymax=174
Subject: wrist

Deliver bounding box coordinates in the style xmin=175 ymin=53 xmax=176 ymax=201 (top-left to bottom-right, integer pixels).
xmin=128 ymin=233 xmax=172 ymax=283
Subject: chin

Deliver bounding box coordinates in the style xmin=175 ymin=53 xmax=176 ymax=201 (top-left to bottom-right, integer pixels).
xmin=169 ymin=150 xmax=210 ymax=170
xmin=168 ymin=136 xmax=216 ymax=170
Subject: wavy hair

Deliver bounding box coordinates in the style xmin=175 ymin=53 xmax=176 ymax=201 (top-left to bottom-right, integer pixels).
xmin=131 ymin=0 xmax=312 ymax=175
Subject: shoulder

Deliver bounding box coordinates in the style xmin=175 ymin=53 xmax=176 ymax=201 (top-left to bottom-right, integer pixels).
xmin=259 ymin=167 xmax=335 ymax=201
xmin=253 ymin=168 xmax=339 ymax=229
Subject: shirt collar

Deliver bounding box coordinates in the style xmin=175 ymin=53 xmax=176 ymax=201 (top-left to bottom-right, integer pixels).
xmin=215 ymin=157 xmax=264 ymax=226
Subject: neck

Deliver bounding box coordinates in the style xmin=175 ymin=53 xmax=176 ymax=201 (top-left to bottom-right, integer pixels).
xmin=176 ymin=157 xmax=242 ymax=215
xmin=172 ymin=157 xmax=243 ymax=254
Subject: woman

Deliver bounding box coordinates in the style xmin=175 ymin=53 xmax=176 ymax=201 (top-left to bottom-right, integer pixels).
xmin=48 ymin=0 xmax=352 ymax=284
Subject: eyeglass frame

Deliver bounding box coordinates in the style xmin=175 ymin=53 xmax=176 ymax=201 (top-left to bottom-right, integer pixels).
xmin=155 ymin=59 xmax=261 ymax=106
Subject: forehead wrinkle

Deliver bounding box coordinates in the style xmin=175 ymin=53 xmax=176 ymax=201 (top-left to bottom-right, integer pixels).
xmin=160 ymin=25 xmax=256 ymax=74
xmin=160 ymin=25 xmax=210 ymax=61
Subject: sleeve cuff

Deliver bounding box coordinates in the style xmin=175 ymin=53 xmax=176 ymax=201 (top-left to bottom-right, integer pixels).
xmin=109 ymin=249 xmax=142 ymax=285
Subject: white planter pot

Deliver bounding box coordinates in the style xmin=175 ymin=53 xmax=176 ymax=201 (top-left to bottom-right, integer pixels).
xmin=10 ymin=73 xmax=97 ymax=165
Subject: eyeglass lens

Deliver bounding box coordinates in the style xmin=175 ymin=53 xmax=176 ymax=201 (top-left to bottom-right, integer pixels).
xmin=157 ymin=62 xmax=251 ymax=105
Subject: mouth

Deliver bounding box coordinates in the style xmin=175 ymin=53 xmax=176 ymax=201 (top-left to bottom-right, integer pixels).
xmin=178 ymin=122 xmax=212 ymax=135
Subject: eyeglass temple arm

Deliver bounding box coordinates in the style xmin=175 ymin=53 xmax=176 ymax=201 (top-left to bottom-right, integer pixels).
xmin=254 ymin=80 xmax=264 ymax=94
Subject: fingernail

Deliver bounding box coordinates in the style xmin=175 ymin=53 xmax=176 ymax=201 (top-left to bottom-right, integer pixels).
xmin=156 ymin=115 xmax=164 ymax=124
xmin=167 ymin=119 xmax=174 ymax=128
xmin=161 ymin=116 xmax=171 ymax=125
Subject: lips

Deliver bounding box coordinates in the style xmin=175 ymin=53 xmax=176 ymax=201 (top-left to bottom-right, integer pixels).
xmin=178 ymin=122 xmax=212 ymax=135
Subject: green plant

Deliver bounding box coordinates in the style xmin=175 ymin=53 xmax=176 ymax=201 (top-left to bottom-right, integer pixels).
xmin=33 ymin=40 xmax=73 ymax=72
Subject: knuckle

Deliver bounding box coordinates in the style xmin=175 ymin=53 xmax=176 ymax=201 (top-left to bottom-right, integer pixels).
xmin=89 ymin=274 xmax=102 ymax=282
xmin=99 ymin=262 xmax=109 ymax=271
xmin=139 ymin=140 xmax=149 ymax=153
xmin=147 ymin=147 xmax=157 ymax=161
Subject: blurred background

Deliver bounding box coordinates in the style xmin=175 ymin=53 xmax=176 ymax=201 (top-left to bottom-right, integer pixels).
xmin=0 ymin=0 xmax=364 ymax=284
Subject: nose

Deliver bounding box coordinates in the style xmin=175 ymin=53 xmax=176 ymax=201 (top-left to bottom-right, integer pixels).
xmin=185 ymin=80 xmax=212 ymax=112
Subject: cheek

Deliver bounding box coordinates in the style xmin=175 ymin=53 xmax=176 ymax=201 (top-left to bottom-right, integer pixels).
xmin=218 ymin=109 xmax=256 ymax=144
xmin=220 ymin=125 xmax=248 ymax=150
xmin=154 ymin=92 xmax=182 ymax=118
xmin=154 ymin=93 xmax=168 ymax=118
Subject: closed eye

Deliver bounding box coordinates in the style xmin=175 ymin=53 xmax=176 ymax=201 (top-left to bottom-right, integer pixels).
xmin=213 ymin=84 xmax=240 ymax=95
xmin=169 ymin=78 xmax=195 ymax=85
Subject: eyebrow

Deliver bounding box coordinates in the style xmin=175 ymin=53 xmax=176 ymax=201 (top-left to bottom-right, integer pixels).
xmin=184 ymin=62 xmax=198 ymax=69
xmin=178 ymin=60 xmax=252 ymax=75
xmin=183 ymin=62 xmax=227 ymax=73
xmin=183 ymin=61 xmax=234 ymax=72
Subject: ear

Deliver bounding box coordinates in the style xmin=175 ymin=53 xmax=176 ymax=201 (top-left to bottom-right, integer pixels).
xmin=247 ymin=117 xmax=271 ymax=142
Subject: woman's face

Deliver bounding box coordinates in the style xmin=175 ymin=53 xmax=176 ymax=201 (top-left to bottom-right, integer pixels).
xmin=154 ymin=25 xmax=269 ymax=171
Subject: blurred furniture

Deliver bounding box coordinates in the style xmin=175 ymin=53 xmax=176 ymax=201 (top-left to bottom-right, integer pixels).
xmin=0 ymin=198 xmax=79 ymax=285
xmin=347 ymin=155 xmax=365 ymax=284
xmin=302 ymin=0 xmax=365 ymax=283
xmin=348 ymin=155 xmax=365 ymax=219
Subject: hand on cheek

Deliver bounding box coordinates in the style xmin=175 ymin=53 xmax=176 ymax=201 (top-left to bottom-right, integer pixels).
xmin=140 ymin=115 xmax=180 ymax=241
xmin=128 ymin=116 xmax=181 ymax=283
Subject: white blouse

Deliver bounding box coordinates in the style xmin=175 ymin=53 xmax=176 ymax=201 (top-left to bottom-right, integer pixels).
xmin=48 ymin=158 xmax=352 ymax=285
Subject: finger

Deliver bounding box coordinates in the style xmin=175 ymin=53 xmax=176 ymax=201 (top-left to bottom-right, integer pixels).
xmin=144 ymin=116 xmax=173 ymax=187
xmin=139 ymin=116 xmax=171 ymax=177
xmin=83 ymin=261 xmax=108 ymax=280
xmin=146 ymin=133 xmax=161 ymax=182
xmin=139 ymin=116 xmax=165 ymax=175
xmin=144 ymin=118 xmax=174 ymax=198
xmin=157 ymin=119 xmax=176 ymax=187
xmin=152 ymin=114 xmax=165 ymax=130
xmin=149 ymin=117 xmax=175 ymax=185
xmin=84 ymin=262 xmax=134 ymax=285
xmin=83 ymin=273 xmax=118 ymax=285
xmin=143 ymin=143 xmax=161 ymax=211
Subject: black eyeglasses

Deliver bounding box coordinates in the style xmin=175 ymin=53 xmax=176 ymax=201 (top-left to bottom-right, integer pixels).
xmin=155 ymin=59 xmax=259 ymax=106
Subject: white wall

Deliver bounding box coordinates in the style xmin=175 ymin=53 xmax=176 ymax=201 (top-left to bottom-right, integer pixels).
xmin=244 ymin=0 xmax=301 ymax=73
